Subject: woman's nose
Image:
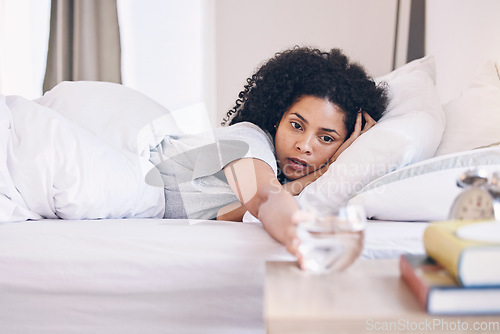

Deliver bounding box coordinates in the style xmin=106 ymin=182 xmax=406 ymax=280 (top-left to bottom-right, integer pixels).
xmin=296 ymin=135 xmax=312 ymax=154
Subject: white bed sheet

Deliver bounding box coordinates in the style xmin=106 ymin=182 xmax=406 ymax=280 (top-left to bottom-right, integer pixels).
xmin=0 ymin=218 xmax=426 ymax=334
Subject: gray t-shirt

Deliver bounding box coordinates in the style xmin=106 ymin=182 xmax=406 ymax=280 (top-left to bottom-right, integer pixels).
xmin=149 ymin=122 xmax=277 ymax=219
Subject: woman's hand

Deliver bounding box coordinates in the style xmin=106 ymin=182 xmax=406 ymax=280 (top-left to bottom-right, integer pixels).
xmin=285 ymin=211 xmax=317 ymax=269
xmin=329 ymin=111 xmax=377 ymax=164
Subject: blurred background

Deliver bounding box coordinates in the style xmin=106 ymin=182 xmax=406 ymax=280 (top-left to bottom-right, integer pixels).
xmin=1 ymin=0 xmax=499 ymax=129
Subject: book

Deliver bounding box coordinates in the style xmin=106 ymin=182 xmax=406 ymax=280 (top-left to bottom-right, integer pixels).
xmin=400 ymin=254 xmax=500 ymax=315
xmin=423 ymin=220 xmax=500 ymax=287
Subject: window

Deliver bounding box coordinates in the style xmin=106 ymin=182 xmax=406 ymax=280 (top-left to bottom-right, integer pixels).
xmin=117 ymin=0 xmax=211 ymax=130
xmin=0 ymin=0 xmax=50 ymax=98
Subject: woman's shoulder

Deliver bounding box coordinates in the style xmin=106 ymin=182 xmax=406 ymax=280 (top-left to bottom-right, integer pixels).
xmin=221 ymin=121 xmax=273 ymax=142
xmin=226 ymin=121 xmax=262 ymax=131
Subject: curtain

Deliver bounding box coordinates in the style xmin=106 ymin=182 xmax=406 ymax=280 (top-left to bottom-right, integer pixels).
xmin=407 ymin=0 xmax=425 ymax=63
xmin=392 ymin=0 xmax=426 ymax=70
xmin=43 ymin=0 xmax=121 ymax=93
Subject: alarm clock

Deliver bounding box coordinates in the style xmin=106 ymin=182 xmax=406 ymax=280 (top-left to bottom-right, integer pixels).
xmin=448 ymin=169 xmax=500 ymax=221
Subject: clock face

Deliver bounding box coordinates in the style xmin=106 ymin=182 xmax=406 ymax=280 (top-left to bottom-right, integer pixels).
xmin=449 ymin=187 xmax=495 ymax=220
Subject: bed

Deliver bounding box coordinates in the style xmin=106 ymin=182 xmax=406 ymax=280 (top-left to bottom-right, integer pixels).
xmin=0 ymin=219 xmax=427 ymax=334
xmin=1 ymin=53 xmax=499 ymax=333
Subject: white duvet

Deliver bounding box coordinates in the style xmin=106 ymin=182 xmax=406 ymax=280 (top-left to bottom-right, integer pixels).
xmin=0 ymin=92 xmax=165 ymax=222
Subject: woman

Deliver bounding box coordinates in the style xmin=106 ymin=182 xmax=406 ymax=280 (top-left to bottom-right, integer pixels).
xmin=151 ymin=47 xmax=387 ymax=256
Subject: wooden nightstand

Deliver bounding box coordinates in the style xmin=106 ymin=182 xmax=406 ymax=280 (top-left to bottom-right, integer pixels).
xmin=264 ymin=259 xmax=500 ymax=334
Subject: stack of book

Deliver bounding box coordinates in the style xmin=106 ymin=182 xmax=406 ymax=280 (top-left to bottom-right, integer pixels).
xmin=400 ymin=220 xmax=500 ymax=315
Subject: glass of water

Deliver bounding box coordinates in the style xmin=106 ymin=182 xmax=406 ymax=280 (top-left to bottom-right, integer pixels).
xmin=297 ymin=205 xmax=366 ymax=274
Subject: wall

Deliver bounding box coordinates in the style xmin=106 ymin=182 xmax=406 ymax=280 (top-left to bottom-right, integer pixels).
xmin=210 ymin=0 xmax=398 ymax=125
xmin=426 ymin=0 xmax=500 ymax=103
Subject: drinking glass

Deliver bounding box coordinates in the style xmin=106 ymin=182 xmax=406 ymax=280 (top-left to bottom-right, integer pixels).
xmin=296 ymin=205 xmax=366 ymax=274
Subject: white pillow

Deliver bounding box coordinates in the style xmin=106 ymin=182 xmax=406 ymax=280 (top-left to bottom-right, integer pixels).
xmin=348 ymin=146 xmax=500 ymax=221
xmin=296 ymin=56 xmax=446 ymax=215
xmin=34 ymin=81 xmax=183 ymax=158
xmin=435 ymin=60 xmax=500 ymax=156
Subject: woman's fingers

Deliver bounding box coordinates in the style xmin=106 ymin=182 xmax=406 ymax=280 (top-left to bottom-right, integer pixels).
xmin=287 ymin=211 xmax=316 ymax=267
xmin=292 ymin=210 xmax=315 ymax=224
xmin=330 ymin=111 xmax=377 ymax=164
xmin=329 ymin=112 xmax=362 ymax=163
xmin=352 ymin=111 xmax=363 ymax=137
xmin=285 ymin=225 xmax=302 ymax=266
xmin=361 ymin=111 xmax=377 ymax=134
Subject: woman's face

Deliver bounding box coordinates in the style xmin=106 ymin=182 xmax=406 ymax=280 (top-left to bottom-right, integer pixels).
xmin=274 ymin=95 xmax=348 ymax=180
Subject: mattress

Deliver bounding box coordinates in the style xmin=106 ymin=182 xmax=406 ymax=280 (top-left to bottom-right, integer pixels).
xmin=0 ymin=218 xmax=426 ymax=334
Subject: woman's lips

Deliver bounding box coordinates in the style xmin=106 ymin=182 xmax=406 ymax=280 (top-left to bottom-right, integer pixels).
xmin=287 ymin=158 xmax=309 ymax=171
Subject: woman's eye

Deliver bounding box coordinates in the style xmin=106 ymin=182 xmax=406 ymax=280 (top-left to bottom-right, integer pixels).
xmin=320 ymin=135 xmax=334 ymax=143
xmin=290 ymin=122 xmax=302 ymax=130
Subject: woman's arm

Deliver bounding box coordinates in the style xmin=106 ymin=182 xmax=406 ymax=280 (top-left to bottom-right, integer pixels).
xmin=282 ymin=164 xmax=329 ymax=196
xmin=216 ymin=166 xmax=328 ymax=221
xmin=216 ymin=200 xmax=247 ymax=221
xmin=223 ymin=158 xmax=299 ymax=246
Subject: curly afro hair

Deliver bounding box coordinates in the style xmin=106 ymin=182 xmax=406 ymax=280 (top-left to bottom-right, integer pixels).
xmin=223 ymin=47 xmax=388 ymax=140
